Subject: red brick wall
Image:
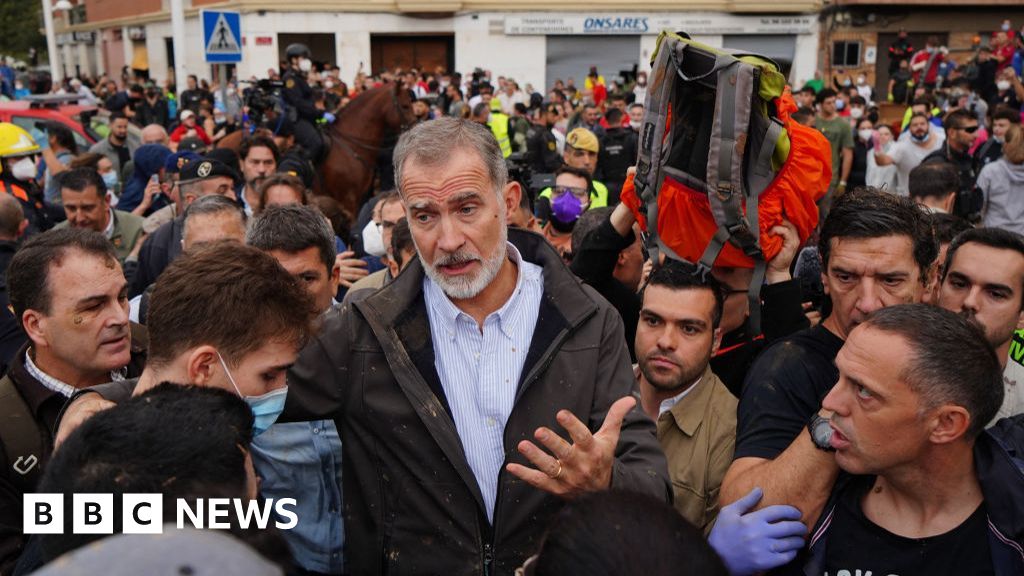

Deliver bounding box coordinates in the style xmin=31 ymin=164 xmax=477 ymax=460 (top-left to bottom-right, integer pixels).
xmin=85 ymin=0 xmax=162 ymax=23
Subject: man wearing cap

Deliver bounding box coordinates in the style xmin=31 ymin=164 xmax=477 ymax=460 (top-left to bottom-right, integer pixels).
xmin=54 ymin=168 xmax=145 ymax=264
xmin=128 ymin=158 xmax=238 ymax=297
xmin=169 ymin=110 xmax=212 ymax=150
xmin=527 ymin=102 xmax=563 ymax=174
xmin=177 ymin=137 xmax=207 ymax=154
xmin=266 ymin=116 xmax=297 ymax=156
xmin=535 ymin=127 xmax=610 ymax=226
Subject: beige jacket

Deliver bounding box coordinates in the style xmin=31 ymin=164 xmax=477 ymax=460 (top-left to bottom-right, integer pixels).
xmin=653 ymin=365 xmax=737 ymax=534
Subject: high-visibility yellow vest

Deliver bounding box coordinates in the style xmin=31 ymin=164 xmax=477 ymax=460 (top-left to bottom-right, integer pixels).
xmin=538 ymin=180 xmax=609 ymax=208
xmin=488 ymin=112 xmax=512 ymax=158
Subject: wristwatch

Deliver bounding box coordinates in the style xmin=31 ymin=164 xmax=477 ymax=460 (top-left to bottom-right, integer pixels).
xmin=807 ymin=413 xmax=836 ymax=452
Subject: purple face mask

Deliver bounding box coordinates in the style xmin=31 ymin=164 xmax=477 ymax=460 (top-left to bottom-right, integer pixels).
xmin=551 ymin=190 xmax=585 ymax=224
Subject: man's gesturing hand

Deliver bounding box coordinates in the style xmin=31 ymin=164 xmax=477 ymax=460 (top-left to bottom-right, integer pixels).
xmin=506 ymin=396 xmax=635 ymax=498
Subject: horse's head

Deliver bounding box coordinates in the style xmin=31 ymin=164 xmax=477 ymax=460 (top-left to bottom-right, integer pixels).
xmin=385 ymin=82 xmax=418 ymax=133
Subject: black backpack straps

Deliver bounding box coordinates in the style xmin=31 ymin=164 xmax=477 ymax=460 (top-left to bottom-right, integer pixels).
xmin=0 ymin=375 xmax=44 ymax=491
xmin=742 ymin=119 xmax=785 ymax=337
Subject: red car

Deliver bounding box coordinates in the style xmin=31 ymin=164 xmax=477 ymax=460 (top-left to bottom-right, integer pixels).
xmin=0 ymin=95 xmax=100 ymax=150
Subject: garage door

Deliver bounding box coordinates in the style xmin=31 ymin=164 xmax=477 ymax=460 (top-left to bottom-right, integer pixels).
xmin=546 ymin=35 xmax=640 ymax=92
xmin=371 ymin=35 xmax=454 ymax=76
xmin=722 ymin=34 xmax=796 ymax=79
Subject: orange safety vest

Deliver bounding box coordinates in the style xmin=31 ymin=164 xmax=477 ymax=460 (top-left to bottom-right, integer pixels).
xmin=2 ymin=180 xmax=30 ymax=203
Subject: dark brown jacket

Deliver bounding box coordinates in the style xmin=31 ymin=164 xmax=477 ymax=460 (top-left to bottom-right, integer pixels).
xmin=0 ymin=327 xmax=147 ymax=575
xmin=282 ymin=228 xmax=670 ymax=575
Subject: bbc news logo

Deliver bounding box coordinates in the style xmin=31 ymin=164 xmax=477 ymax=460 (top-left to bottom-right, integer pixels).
xmin=24 ymin=495 xmax=298 ymax=534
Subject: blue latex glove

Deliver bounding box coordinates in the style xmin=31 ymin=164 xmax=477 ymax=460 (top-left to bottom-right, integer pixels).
xmin=708 ymin=487 xmax=808 ymax=576
xmin=322 ymin=111 xmax=336 ymax=124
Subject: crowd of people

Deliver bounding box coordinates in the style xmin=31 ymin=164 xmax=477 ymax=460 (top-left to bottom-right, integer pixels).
xmin=0 ymin=21 xmax=1021 ymax=576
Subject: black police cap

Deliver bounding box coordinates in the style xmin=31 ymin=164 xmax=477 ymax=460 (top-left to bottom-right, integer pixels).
xmin=178 ymin=158 xmax=238 ymax=183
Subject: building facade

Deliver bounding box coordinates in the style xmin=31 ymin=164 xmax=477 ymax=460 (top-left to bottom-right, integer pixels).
xmin=820 ymin=0 xmax=1024 ymax=99
xmin=51 ymin=0 xmax=822 ymax=90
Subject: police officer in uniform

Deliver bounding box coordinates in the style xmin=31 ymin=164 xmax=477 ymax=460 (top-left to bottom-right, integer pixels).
xmin=281 ymin=43 xmax=333 ymax=162
xmin=527 ymin=102 xmax=562 ymax=174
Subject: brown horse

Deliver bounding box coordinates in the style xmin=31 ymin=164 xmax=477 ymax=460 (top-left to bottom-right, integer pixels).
xmin=318 ymin=82 xmax=416 ymax=216
xmin=216 ymin=126 xmax=272 ymax=152
xmin=217 ymin=82 xmax=416 ymax=217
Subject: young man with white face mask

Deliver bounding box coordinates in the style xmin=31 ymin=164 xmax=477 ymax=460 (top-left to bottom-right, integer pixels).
xmin=854 ymin=73 xmax=873 ymax=103
xmin=628 ymin=103 xmax=644 ymax=132
xmin=815 ymin=89 xmax=854 ymax=223
xmin=633 ymin=71 xmax=648 ymax=105
xmin=847 ymin=95 xmax=867 ymax=126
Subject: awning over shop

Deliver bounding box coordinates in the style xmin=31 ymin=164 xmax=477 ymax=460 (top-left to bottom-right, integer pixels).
xmin=131 ymin=43 xmax=148 ymax=70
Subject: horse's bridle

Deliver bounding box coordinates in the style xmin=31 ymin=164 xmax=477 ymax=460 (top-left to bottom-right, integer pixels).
xmin=391 ymin=87 xmax=412 ymax=133
xmin=327 ymin=86 xmax=412 ymax=170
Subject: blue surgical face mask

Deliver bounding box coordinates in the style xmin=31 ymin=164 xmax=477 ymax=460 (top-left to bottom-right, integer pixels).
xmin=217 ymin=352 xmax=288 ymax=435
xmin=101 ymin=171 xmax=118 ymax=189
xmin=910 ymin=131 xmax=928 ymax=143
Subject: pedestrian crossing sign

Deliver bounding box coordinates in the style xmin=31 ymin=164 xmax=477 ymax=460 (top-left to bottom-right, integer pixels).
xmin=202 ymin=10 xmax=242 ymax=63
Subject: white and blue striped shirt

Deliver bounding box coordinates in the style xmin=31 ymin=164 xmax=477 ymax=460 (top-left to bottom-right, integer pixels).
xmin=423 ymin=242 xmax=544 ymax=521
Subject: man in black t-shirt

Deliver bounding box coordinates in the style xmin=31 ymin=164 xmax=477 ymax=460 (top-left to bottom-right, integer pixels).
xmin=178 ymin=74 xmax=212 ymax=116
xmin=720 ymin=188 xmax=937 ymax=526
xmin=776 ymin=305 xmax=1019 ymax=575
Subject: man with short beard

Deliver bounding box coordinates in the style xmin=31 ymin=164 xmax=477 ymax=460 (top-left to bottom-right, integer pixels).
xmin=237 ymin=136 xmax=279 ymax=217
xmin=635 ymin=260 xmax=736 ymax=534
xmin=937 ymin=227 xmax=1024 ymax=420
xmin=88 ymin=112 xmax=139 ymax=178
xmin=873 ymin=112 xmax=944 ymax=196
xmin=281 ymin=117 xmax=670 ymax=574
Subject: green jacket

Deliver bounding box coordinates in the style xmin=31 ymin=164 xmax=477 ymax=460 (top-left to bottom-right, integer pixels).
xmin=56 ymin=209 xmax=145 ymax=263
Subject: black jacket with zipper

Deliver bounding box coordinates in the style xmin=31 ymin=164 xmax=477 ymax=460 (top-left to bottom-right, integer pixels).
xmin=282 ymin=228 xmax=671 ymax=575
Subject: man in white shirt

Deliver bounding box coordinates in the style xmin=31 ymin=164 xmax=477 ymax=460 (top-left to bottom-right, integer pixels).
xmin=874 ymin=112 xmax=944 ymax=195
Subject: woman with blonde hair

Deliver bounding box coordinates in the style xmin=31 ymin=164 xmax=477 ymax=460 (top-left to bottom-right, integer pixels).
xmin=978 ymin=124 xmax=1024 ymax=235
